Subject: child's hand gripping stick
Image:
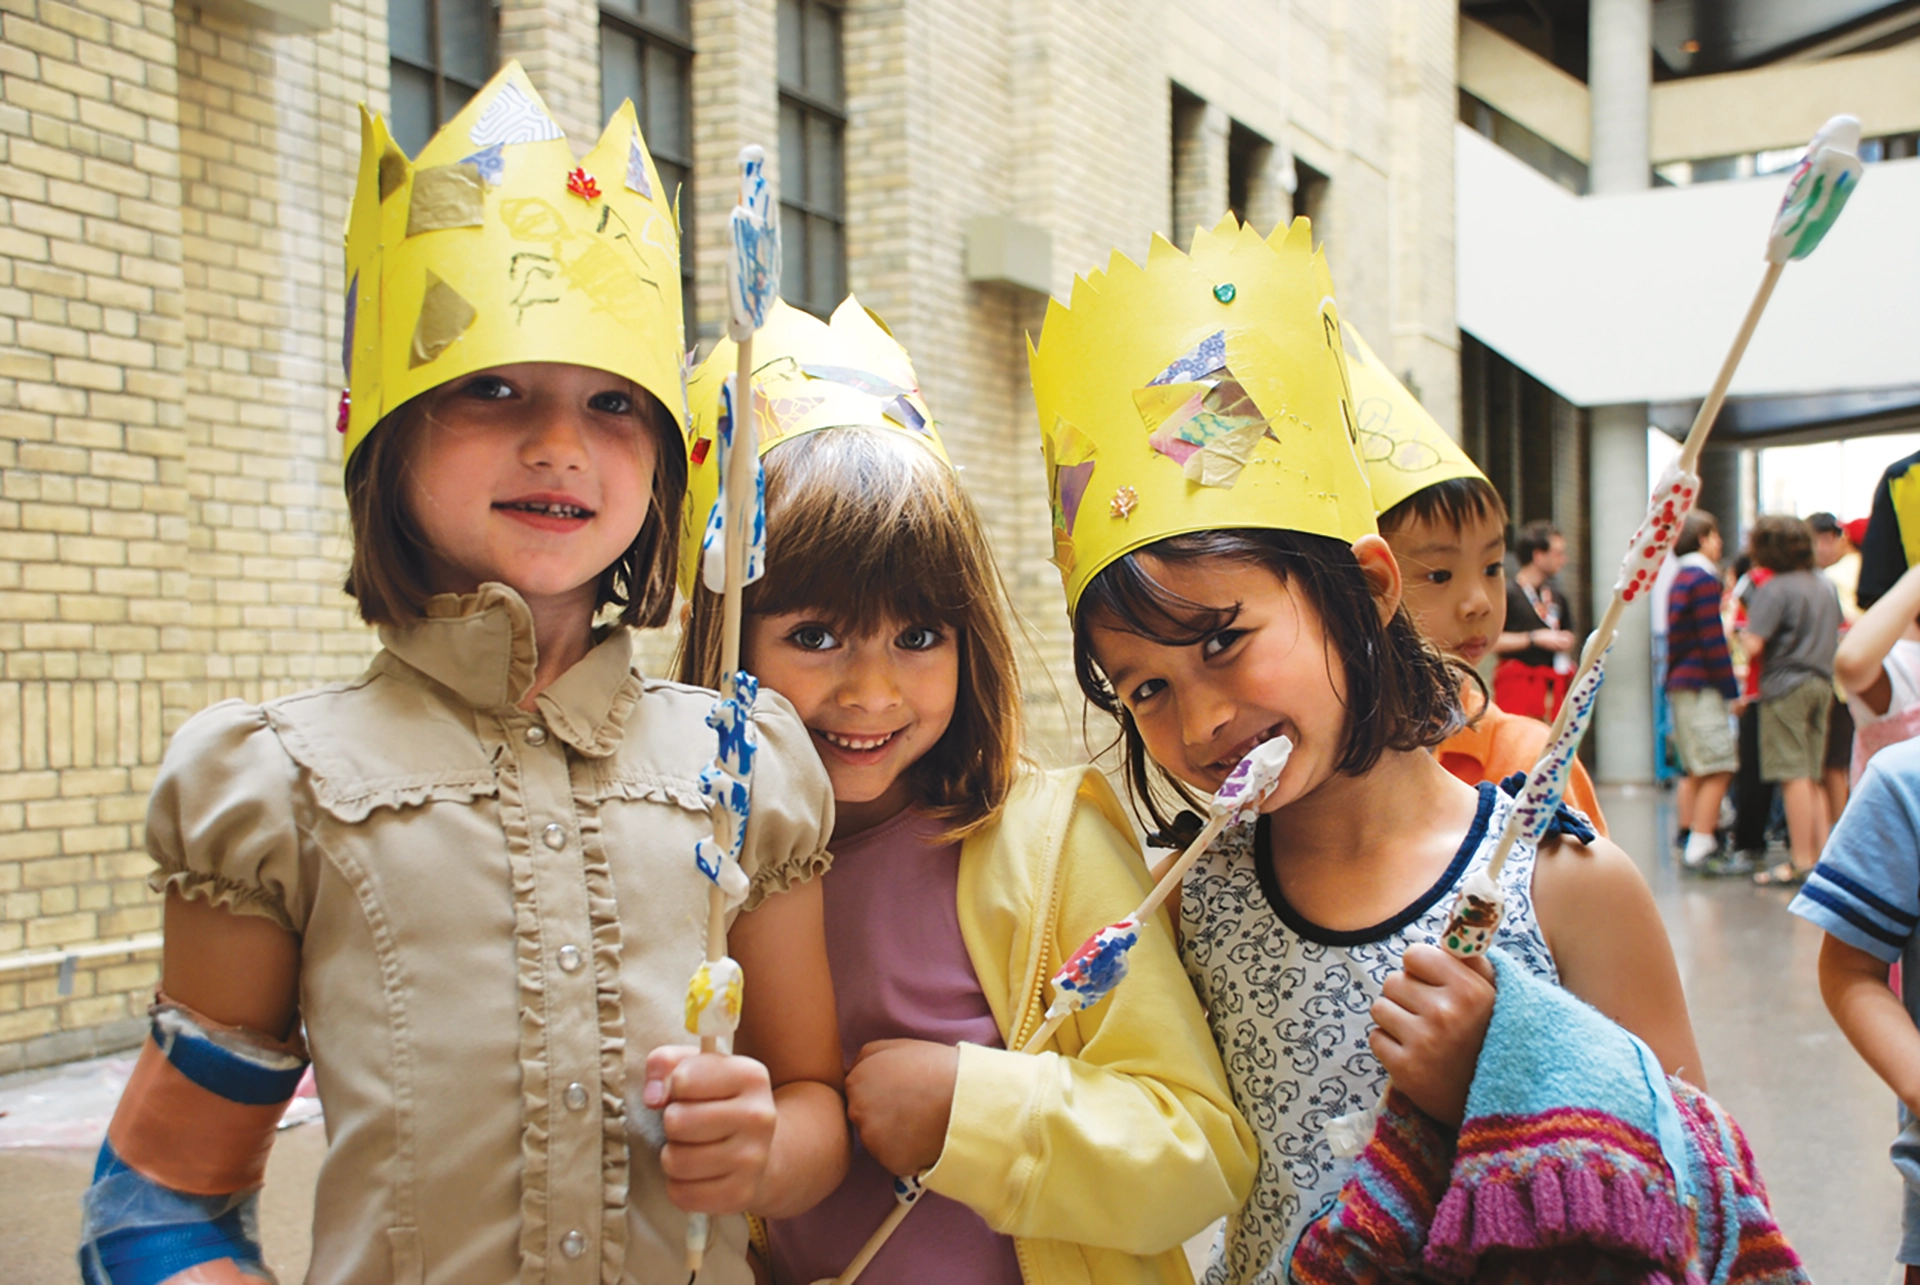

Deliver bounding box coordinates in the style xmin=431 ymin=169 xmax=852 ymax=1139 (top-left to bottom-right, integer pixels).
xmin=820 ymin=739 xmax=1295 ymax=1285
xmin=687 ymin=145 xmax=782 ymax=1283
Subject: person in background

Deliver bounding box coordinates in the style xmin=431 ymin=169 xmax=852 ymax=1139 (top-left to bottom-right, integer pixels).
xmin=1665 ymin=510 xmax=1743 ymax=873
xmin=1728 ymin=551 xmax=1775 ymax=865
xmin=1856 ymin=449 xmax=1920 ymax=610
xmin=1741 ymin=515 xmax=1844 ymax=887
xmin=1834 ymin=559 xmax=1920 ymax=784
xmin=1494 ymin=520 xmax=1578 ymax=721
xmin=1812 ymin=511 xmax=1861 ymax=823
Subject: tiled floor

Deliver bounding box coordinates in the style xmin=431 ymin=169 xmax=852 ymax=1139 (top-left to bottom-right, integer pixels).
xmin=0 ymin=781 xmax=1900 ymax=1282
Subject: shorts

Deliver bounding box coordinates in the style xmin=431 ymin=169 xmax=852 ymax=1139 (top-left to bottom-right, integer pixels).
xmin=1669 ymin=687 xmax=1738 ymax=776
xmin=1827 ymin=694 xmax=1856 ymax=771
xmin=1894 ymin=1104 xmax=1920 ymax=1264
xmin=1758 ymin=677 xmax=1831 ymax=783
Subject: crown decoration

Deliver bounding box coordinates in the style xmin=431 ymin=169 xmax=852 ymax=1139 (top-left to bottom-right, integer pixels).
xmin=340 ymin=62 xmax=686 ymax=462
xmin=1342 ymin=321 xmax=1487 ymax=517
xmin=680 ymin=295 xmax=947 ymax=595
xmin=1027 ymin=215 xmax=1376 ymax=612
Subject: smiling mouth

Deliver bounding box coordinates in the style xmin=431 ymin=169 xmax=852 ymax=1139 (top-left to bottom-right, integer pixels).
xmin=494 ymin=500 xmax=594 ymax=519
xmin=1211 ymin=724 xmax=1286 ymax=774
xmin=816 ymin=728 xmax=902 ymax=752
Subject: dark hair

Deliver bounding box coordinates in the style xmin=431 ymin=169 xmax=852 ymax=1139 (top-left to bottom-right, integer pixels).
xmin=1806 ymin=511 xmax=1842 ymax=536
xmin=1748 ymin=514 xmax=1814 ymax=574
xmin=1513 ymin=519 xmax=1561 ymax=567
xmin=1377 ymin=476 xmax=1508 ymax=540
xmin=342 ymin=381 xmax=686 ymax=628
xmin=1071 ymin=528 xmax=1468 ymax=832
xmin=678 ymin=428 xmax=1022 ymax=839
xmin=1675 ymin=508 xmax=1719 ymax=557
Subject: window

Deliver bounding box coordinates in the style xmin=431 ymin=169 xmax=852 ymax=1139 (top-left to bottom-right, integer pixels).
xmin=388 ymin=0 xmax=495 ymax=157
xmin=777 ymin=0 xmax=846 ymax=317
xmin=1227 ymin=120 xmax=1272 ymax=229
xmin=1292 ymin=155 xmax=1330 ymax=247
xmin=602 ymin=0 xmax=696 ymax=339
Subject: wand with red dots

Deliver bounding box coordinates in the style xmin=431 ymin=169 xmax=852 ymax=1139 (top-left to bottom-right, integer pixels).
xmin=1441 ymin=115 xmax=1864 ymax=956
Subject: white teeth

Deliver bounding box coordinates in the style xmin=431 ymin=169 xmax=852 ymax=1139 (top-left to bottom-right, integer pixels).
xmin=502 ymin=502 xmax=589 ymax=518
xmin=820 ymin=730 xmax=894 ymax=751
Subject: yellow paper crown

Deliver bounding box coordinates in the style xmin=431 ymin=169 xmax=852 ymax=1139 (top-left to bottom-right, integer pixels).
xmin=679 ymin=296 xmax=947 ymax=594
xmin=1028 ymin=215 xmax=1375 ymax=612
xmin=341 ymin=63 xmax=686 ymax=462
xmin=1343 ymin=322 xmax=1487 ymax=517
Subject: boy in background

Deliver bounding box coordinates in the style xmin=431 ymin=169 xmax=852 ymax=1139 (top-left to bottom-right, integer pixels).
xmin=1347 ymin=323 xmax=1606 ymax=830
xmin=1665 ymin=510 xmax=1742 ymax=872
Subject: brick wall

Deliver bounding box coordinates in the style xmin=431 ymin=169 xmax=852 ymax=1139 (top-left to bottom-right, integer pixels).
xmin=0 ymin=0 xmax=1463 ymax=1070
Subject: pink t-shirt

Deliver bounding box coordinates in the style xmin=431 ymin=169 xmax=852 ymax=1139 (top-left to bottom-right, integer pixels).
xmin=766 ymin=809 xmax=1023 ymax=1285
xmin=1849 ymin=639 xmax=1920 ymax=785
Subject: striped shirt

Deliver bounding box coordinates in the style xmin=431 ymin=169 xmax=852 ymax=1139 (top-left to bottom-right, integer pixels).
xmin=1665 ymin=557 xmax=1737 ymax=698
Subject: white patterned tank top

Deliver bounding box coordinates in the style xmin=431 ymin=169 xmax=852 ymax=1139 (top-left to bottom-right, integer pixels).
xmin=1177 ymin=782 xmax=1561 ymax=1285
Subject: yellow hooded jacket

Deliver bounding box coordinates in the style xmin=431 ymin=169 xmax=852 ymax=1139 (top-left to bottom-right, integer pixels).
xmin=927 ymin=765 xmax=1259 ymax=1284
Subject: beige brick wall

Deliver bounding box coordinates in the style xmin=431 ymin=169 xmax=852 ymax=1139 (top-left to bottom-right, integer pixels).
xmin=0 ymin=0 xmax=1462 ymax=1070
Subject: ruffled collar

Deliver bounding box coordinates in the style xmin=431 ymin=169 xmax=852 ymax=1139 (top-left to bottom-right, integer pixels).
xmin=378 ymin=583 xmax=644 ymax=757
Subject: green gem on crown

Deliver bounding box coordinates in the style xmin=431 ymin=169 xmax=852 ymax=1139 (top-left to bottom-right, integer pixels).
xmin=1213 ymin=282 xmax=1236 ymax=303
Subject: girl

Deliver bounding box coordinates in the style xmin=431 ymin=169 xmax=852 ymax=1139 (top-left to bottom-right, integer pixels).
xmin=82 ymin=69 xmax=845 ymax=1285
xmin=1028 ymin=216 xmax=1702 ymax=1282
xmin=679 ymin=298 xmax=1257 ymax=1285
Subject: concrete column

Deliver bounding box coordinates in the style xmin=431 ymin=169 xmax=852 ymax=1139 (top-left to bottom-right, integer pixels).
xmin=1587 ymin=0 xmax=1654 ymax=781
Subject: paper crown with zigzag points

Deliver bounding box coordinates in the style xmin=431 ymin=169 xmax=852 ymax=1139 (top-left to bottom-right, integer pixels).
xmin=1027 ymin=215 xmax=1377 ymax=613
xmin=1342 ymin=321 xmax=1488 ymax=518
xmin=340 ymin=63 xmax=686 ymax=462
xmin=679 ymin=296 xmax=947 ymax=595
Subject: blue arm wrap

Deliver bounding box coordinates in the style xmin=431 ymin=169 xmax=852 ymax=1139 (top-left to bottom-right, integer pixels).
xmin=78 ymin=1142 xmax=270 ymax=1285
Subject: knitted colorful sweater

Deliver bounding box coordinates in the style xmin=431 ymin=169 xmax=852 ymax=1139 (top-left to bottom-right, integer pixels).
xmin=1292 ymin=949 xmax=1805 ymax=1284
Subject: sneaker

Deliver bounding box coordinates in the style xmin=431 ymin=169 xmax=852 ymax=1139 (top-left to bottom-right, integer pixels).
xmin=1707 ymin=851 xmax=1757 ymax=877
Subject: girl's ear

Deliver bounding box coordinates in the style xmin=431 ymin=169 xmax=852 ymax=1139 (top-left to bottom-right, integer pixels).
xmin=1351 ymin=534 xmax=1403 ymax=626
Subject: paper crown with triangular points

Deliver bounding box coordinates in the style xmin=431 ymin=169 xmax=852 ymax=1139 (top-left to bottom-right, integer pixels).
xmin=1342 ymin=321 xmax=1487 ymax=517
xmin=680 ymin=295 xmax=947 ymax=595
xmin=1027 ymin=215 xmax=1377 ymax=613
xmin=340 ymin=62 xmax=686 ymax=462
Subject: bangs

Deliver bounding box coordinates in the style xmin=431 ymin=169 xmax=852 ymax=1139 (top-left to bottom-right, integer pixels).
xmin=1078 ymin=544 xmax=1240 ymax=649
xmin=747 ymin=428 xmax=976 ymax=634
xmin=1377 ymin=476 xmax=1507 ymax=540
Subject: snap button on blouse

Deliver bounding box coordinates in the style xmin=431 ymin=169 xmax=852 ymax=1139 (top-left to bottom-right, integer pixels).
xmin=565 ymin=1081 xmax=589 ymax=1111
xmin=558 ymin=944 xmax=583 ymax=973
xmin=561 ymin=1229 xmax=586 ymax=1259
xmin=525 ymin=725 xmax=548 ymax=746
xmin=543 ymin=823 xmax=566 ymax=850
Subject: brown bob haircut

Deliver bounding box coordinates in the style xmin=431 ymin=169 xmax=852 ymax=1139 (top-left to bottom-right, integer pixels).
xmin=1376 ymin=475 xmax=1508 ymax=541
xmin=1747 ymin=513 xmax=1814 ymax=574
xmin=341 ymin=379 xmax=687 ymax=628
xmin=678 ymin=427 xmax=1022 ymax=839
xmin=1675 ymin=508 xmax=1719 ymax=558
xmin=1073 ymin=528 xmax=1468 ymax=833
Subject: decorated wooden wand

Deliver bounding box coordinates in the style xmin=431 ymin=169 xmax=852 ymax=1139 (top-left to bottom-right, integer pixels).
xmin=1440 ymin=115 xmax=1864 ymax=957
xmin=684 ymin=144 xmax=779 ymax=1281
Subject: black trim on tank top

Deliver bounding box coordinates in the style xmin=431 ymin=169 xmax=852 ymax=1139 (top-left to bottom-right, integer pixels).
xmin=1252 ymin=781 xmax=1498 ymax=946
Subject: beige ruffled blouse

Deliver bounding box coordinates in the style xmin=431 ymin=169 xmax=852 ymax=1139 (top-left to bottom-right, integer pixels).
xmin=145 ymin=585 xmax=834 ymax=1285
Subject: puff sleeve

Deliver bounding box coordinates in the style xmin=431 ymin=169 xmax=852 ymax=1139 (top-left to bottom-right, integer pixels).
xmin=737 ymin=687 xmax=835 ymax=911
xmin=145 ymin=699 xmax=308 ymax=933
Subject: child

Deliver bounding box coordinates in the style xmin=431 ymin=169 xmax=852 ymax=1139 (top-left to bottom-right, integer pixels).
xmin=1348 ymin=323 xmax=1606 ymax=833
xmin=1790 ymin=736 xmax=1920 ymax=1284
xmin=80 ymin=69 xmax=847 ymax=1285
xmin=1029 ymin=216 xmax=1701 ymax=1281
xmin=1834 ymin=558 xmax=1920 ymax=781
xmin=1665 ymin=509 xmax=1742 ymax=870
xmin=679 ymin=298 xmax=1257 ymax=1285
xmin=1741 ymin=514 xmax=1844 ymax=885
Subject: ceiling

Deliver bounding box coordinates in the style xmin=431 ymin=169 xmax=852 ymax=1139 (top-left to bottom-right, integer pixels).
xmin=1458 ymin=0 xmax=1920 ymax=79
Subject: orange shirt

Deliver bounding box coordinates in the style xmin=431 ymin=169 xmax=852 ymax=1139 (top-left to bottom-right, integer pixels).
xmin=1436 ymin=686 xmax=1609 ymax=837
